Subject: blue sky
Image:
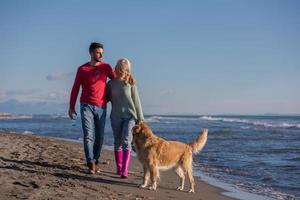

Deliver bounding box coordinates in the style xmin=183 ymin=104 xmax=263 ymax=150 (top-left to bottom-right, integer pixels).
xmin=0 ymin=0 xmax=299 ymax=115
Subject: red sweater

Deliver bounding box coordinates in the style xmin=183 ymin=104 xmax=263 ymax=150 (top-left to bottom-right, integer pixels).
xmin=69 ymin=62 xmax=115 ymax=110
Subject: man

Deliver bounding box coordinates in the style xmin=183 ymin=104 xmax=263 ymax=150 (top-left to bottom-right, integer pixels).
xmin=69 ymin=42 xmax=115 ymax=174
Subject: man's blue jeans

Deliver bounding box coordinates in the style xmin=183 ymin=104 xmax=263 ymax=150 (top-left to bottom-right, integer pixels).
xmin=80 ymin=103 xmax=106 ymax=164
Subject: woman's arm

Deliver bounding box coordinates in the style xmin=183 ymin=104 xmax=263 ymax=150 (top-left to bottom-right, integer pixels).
xmin=131 ymin=84 xmax=144 ymax=121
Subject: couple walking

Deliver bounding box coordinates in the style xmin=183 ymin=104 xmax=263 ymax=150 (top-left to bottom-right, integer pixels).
xmin=68 ymin=42 xmax=144 ymax=178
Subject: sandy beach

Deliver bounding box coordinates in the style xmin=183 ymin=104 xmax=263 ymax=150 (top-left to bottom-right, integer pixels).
xmin=0 ymin=131 xmax=234 ymax=200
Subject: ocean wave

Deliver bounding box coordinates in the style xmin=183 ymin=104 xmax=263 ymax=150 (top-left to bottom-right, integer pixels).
xmin=288 ymin=157 xmax=300 ymax=161
xmin=200 ymin=116 xmax=300 ymax=129
xmin=241 ymin=126 xmax=251 ymax=130
xmin=197 ymin=165 xmax=299 ymax=200
xmin=22 ymin=130 xmax=34 ymax=135
xmin=32 ymin=114 xmax=68 ymax=119
xmin=261 ymin=148 xmax=300 ymax=154
xmin=145 ymin=115 xmax=199 ymax=123
xmin=144 ymin=116 xmax=161 ymax=123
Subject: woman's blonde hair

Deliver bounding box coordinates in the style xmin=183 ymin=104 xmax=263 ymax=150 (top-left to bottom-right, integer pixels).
xmin=115 ymin=58 xmax=131 ymax=85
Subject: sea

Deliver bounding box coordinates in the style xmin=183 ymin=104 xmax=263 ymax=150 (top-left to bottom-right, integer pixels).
xmin=0 ymin=114 xmax=299 ymax=200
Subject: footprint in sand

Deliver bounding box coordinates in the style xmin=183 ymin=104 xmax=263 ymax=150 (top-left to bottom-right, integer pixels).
xmin=13 ymin=181 xmax=40 ymax=189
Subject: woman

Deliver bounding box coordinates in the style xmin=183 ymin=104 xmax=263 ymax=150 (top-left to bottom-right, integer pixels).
xmin=106 ymin=58 xmax=144 ymax=178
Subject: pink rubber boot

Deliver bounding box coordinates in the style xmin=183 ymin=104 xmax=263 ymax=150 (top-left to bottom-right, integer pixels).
xmin=121 ymin=149 xmax=131 ymax=178
xmin=114 ymin=150 xmax=123 ymax=175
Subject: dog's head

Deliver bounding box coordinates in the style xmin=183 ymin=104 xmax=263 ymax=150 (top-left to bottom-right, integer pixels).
xmin=132 ymin=121 xmax=153 ymax=139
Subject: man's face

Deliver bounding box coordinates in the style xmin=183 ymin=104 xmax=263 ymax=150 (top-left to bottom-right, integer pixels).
xmin=90 ymin=48 xmax=103 ymax=62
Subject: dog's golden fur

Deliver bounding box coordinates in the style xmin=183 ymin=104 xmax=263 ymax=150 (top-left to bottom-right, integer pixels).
xmin=132 ymin=122 xmax=208 ymax=192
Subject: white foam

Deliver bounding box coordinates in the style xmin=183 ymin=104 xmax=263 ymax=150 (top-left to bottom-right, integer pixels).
xmin=144 ymin=116 xmax=161 ymax=123
xmin=200 ymin=116 xmax=300 ymax=129
xmin=194 ymin=171 xmax=275 ymax=200
xmin=145 ymin=115 xmax=200 ymax=123
xmin=22 ymin=130 xmax=34 ymax=135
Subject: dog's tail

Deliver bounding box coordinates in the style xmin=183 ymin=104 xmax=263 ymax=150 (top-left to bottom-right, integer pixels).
xmin=189 ymin=129 xmax=208 ymax=154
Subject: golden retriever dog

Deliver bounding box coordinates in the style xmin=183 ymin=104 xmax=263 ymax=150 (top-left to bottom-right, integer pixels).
xmin=132 ymin=122 xmax=208 ymax=193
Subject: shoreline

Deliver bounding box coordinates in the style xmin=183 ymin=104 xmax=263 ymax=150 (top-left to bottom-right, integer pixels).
xmin=0 ymin=131 xmax=236 ymax=200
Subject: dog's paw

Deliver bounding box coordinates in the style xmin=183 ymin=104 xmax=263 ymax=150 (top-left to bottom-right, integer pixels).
xmin=139 ymin=184 xmax=147 ymax=188
xmin=176 ymin=186 xmax=184 ymax=191
xmin=149 ymin=186 xmax=157 ymax=191
xmin=188 ymin=189 xmax=195 ymax=193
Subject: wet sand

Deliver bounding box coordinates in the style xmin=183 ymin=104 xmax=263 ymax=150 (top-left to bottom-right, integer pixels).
xmin=0 ymin=132 xmax=235 ymax=200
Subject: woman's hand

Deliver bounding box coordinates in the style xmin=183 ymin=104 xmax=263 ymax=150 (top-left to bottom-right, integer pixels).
xmin=135 ymin=119 xmax=144 ymax=124
xmin=129 ymin=74 xmax=136 ymax=85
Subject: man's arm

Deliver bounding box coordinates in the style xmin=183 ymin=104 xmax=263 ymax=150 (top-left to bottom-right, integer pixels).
xmin=107 ymin=64 xmax=116 ymax=80
xmin=69 ymin=68 xmax=82 ymax=119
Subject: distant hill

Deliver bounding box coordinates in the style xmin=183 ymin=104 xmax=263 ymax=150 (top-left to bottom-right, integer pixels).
xmin=0 ymin=112 xmax=13 ymax=117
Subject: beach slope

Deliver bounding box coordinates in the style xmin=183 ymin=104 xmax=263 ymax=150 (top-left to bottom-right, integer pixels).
xmin=0 ymin=132 xmax=234 ymax=200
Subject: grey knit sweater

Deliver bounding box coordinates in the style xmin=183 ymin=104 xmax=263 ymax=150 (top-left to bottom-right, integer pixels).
xmin=106 ymin=79 xmax=144 ymax=121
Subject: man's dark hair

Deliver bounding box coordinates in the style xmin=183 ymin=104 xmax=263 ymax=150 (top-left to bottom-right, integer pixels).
xmin=89 ymin=42 xmax=104 ymax=53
